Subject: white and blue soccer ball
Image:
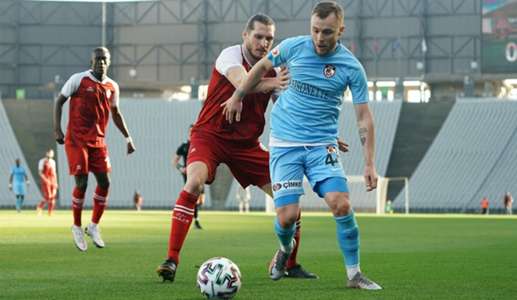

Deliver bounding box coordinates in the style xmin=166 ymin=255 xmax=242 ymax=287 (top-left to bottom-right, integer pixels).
xmin=197 ymin=257 xmax=242 ymax=299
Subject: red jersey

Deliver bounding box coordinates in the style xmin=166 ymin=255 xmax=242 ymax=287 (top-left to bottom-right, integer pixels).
xmin=39 ymin=158 xmax=57 ymax=187
xmin=60 ymin=70 xmax=119 ymax=148
xmin=193 ymin=45 xmax=277 ymax=144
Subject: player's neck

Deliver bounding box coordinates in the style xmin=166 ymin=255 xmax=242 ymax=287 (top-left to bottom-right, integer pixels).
xmin=242 ymin=44 xmax=259 ymax=66
xmin=90 ymin=70 xmax=106 ymax=82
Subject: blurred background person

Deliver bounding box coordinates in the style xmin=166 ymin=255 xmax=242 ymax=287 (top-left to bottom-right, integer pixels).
xmin=133 ymin=190 xmax=143 ymax=211
xmin=236 ymin=185 xmax=251 ymax=213
xmin=503 ymin=192 xmax=513 ymax=215
xmin=480 ymin=197 xmax=489 ymax=215
xmin=9 ymin=158 xmax=30 ymax=213
xmin=37 ymin=149 xmax=58 ymax=216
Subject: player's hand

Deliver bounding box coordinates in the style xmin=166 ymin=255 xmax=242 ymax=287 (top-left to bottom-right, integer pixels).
xmin=127 ymin=140 xmax=136 ymax=155
xmin=364 ymin=165 xmax=378 ymax=192
xmin=337 ymin=138 xmax=349 ymax=153
xmin=275 ymin=66 xmax=289 ymax=90
xmin=55 ymin=128 xmax=65 ymax=145
xmin=221 ymin=94 xmax=243 ymax=124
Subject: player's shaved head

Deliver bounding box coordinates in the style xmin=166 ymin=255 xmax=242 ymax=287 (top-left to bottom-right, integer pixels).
xmin=90 ymin=47 xmax=111 ymax=80
xmin=245 ymin=13 xmax=274 ymax=32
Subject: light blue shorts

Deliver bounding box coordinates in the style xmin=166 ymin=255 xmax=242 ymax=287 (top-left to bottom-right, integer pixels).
xmin=13 ymin=182 xmax=26 ymax=196
xmin=269 ymin=144 xmax=347 ymax=201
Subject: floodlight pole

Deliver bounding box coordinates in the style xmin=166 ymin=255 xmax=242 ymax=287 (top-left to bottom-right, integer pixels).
xmin=101 ymin=1 xmax=107 ymax=47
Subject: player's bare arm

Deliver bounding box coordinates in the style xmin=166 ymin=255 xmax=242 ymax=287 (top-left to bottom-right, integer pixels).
xmin=354 ymin=103 xmax=377 ymax=191
xmin=110 ymin=106 xmax=135 ymax=155
xmin=53 ymin=94 xmax=68 ymax=145
xmin=226 ymin=65 xmax=288 ymax=94
xmin=221 ymin=57 xmax=275 ymax=123
xmin=172 ymin=155 xmax=185 ymax=174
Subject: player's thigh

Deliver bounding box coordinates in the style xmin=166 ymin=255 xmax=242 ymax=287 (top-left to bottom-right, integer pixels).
xmin=305 ymin=144 xmax=346 ymax=193
xmin=187 ymin=134 xmax=225 ymax=184
xmin=226 ymin=143 xmax=270 ymax=188
xmin=65 ymin=143 xmax=88 ymax=175
xmin=88 ymin=146 xmax=111 ymax=174
xmin=269 ymin=146 xmax=305 ymax=201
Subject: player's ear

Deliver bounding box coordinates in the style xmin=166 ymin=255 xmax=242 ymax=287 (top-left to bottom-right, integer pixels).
xmin=242 ymin=30 xmax=248 ymax=40
xmin=339 ymin=25 xmax=345 ymax=37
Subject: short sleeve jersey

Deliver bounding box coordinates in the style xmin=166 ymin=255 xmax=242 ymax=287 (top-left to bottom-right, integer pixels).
xmin=38 ymin=158 xmax=57 ymax=185
xmin=193 ymin=45 xmax=277 ymax=144
xmin=60 ymin=70 xmax=119 ymax=148
xmin=11 ymin=166 xmax=27 ymax=184
xmin=267 ymin=36 xmax=369 ymax=144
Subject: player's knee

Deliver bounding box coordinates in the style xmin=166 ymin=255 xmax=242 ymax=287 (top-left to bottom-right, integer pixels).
xmin=328 ymin=193 xmax=351 ymax=216
xmin=184 ymin=178 xmax=203 ymax=195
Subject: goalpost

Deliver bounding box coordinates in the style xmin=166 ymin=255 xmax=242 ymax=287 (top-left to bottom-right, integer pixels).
xmin=265 ymin=176 xmax=410 ymax=214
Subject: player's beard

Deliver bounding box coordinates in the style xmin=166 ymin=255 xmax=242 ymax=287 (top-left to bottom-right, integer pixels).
xmin=242 ymin=43 xmax=261 ymax=66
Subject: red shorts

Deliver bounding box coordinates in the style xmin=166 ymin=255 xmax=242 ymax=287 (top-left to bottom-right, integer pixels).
xmin=187 ymin=132 xmax=270 ymax=188
xmin=41 ymin=183 xmax=57 ymax=200
xmin=65 ymin=143 xmax=111 ymax=175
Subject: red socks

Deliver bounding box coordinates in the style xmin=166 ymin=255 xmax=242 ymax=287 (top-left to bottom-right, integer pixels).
xmin=72 ymin=187 xmax=85 ymax=226
xmin=287 ymin=210 xmax=302 ymax=269
xmin=167 ymin=190 xmax=199 ymax=264
xmin=92 ymin=186 xmax=109 ymax=224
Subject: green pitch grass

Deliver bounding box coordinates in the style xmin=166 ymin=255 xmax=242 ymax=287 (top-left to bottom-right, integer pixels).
xmin=1 ymin=211 xmax=516 ymax=299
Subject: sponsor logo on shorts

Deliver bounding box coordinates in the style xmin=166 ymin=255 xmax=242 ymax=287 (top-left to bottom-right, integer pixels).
xmin=76 ymin=165 xmax=82 ymax=171
xmin=272 ymin=180 xmax=302 ymax=192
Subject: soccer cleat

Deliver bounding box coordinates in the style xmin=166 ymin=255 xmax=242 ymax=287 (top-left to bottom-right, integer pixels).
xmin=346 ymin=272 xmax=382 ymax=290
xmin=285 ymin=264 xmax=319 ymax=279
xmin=156 ymin=259 xmax=177 ymax=282
xmin=85 ymin=223 xmax=105 ymax=248
xmin=194 ymin=220 xmax=203 ymax=229
xmin=268 ymin=249 xmax=291 ymax=281
xmin=71 ymin=225 xmax=87 ymax=252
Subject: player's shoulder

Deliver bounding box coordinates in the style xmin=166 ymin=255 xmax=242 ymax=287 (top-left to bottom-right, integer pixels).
xmin=337 ymin=45 xmax=363 ymax=68
xmin=104 ymin=76 xmax=119 ymax=89
xmin=280 ymin=35 xmax=311 ymax=49
xmin=218 ymin=45 xmax=242 ymax=60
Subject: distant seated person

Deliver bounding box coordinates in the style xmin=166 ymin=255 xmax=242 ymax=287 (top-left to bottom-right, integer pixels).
xmin=133 ymin=190 xmax=143 ymax=211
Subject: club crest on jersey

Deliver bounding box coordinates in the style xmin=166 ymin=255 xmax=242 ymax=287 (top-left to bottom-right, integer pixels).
xmin=323 ymin=64 xmax=336 ymax=78
xmin=86 ymin=87 xmax=95 ymax=93
xmin=271 ymin=46 xmax=280 ymax=57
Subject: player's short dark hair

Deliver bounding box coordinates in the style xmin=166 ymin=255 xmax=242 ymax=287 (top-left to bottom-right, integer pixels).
xmin=245 ymin=13 xmax=274 ymax=32
xmin=92 ymin=47 xmax=110 ymax=56
xmin=312 ymin=1 xmax=344 ymax=23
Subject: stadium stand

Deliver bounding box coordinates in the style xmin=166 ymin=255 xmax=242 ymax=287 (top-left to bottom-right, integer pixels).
xmin=0 ymin=101 xmax=42 ymax=207
xmin=394 ymin=99 xmax=517 ymax=212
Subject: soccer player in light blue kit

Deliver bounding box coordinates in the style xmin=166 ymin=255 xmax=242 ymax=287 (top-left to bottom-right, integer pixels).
xmin=222 ymin=1 xmax=381 ymax=290
xmin=9 ymin=158 xmax=30 ymax=213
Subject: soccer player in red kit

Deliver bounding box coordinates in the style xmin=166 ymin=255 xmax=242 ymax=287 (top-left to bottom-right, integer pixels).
xmin=156 ymin=14 xmax=318 ymax=282
xmin=37 ymin=149 xmax=58 ymax=216
xmin=54 ymin=47 xmax=135 ymax=252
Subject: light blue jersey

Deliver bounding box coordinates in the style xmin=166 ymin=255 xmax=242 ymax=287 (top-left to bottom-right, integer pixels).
xmin=11 ymin=166 xmax=27 ymax=196
xmin=11 ymin=166 xmax=26 ymax=184
xmin=267 ymin=35 xmax=368 ymax=144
